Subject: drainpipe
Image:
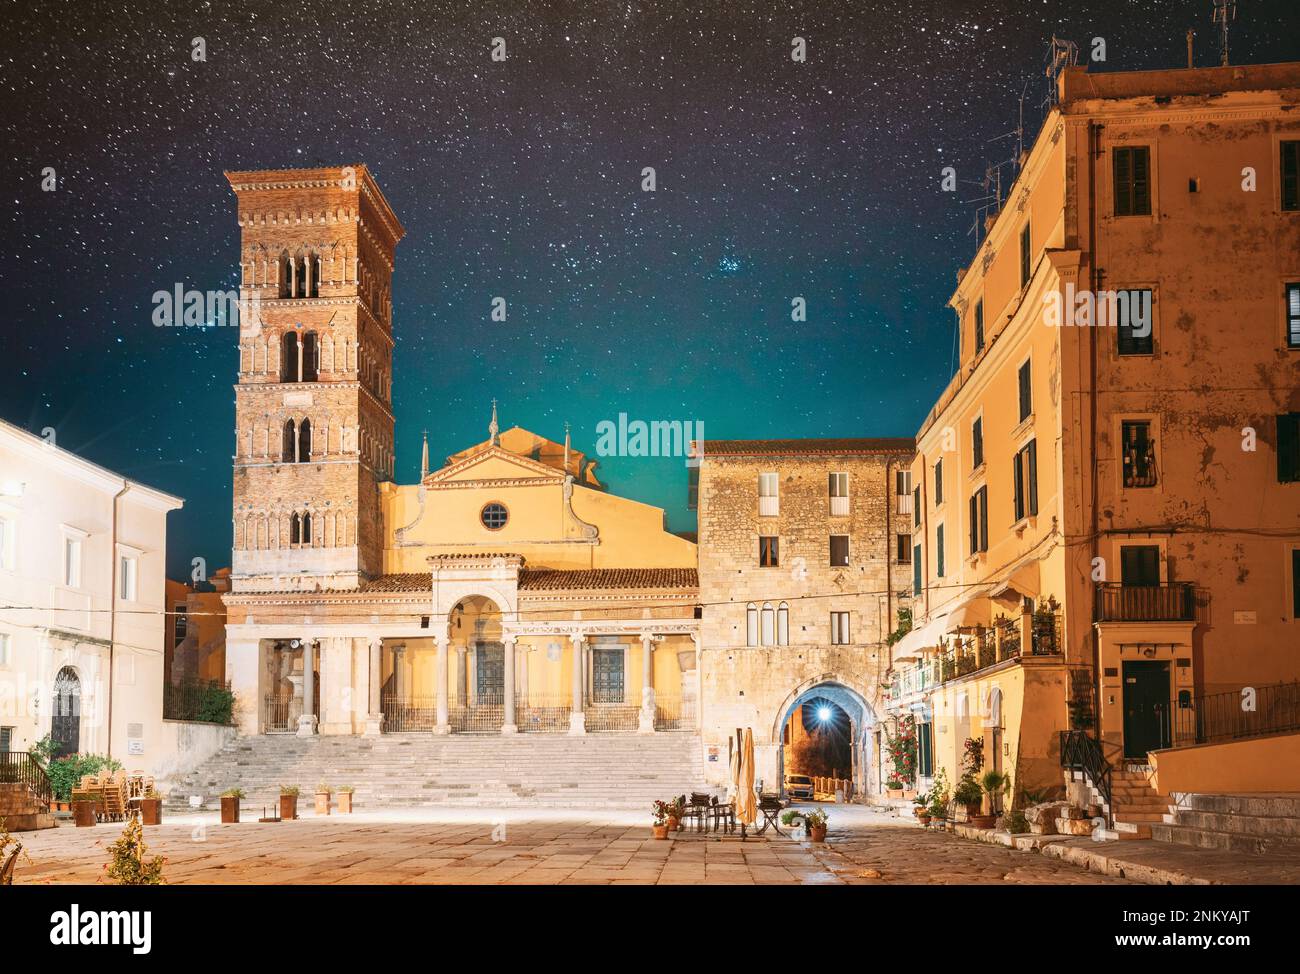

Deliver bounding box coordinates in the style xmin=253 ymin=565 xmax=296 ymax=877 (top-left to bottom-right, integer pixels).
xmin=107 ymin=481 xmax=130 ymax=761
xmin=1087 ymin=121 xmax=1102 ymax=690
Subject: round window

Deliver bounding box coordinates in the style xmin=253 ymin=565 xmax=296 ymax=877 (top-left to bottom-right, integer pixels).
xmin=480 ymin=502 xmax=508 ymax=530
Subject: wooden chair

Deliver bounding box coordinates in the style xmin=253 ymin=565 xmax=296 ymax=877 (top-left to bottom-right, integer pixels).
xmin=684 ymin=792 xmax=712 ymax=833
xmin=710 ymin=795 xmax=736 ymax=834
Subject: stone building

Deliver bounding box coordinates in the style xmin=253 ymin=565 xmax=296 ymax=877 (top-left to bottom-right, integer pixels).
xmin=887 ymin=60 xmax=1300 ymax=820
xmin=692 ymin=438 xmax=914 ymax=796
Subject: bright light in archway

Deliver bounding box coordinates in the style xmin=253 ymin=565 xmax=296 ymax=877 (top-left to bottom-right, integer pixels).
xmin=817 ymin=706 xmax=832 ymax=722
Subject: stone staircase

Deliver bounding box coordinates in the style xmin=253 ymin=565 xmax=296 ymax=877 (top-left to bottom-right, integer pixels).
xmin=1151 ymin=794 xmax=1300 ymax=854
xmin=1103 ymin=767 xmax=1172 ymax=840
xmin=0 ymin=781 xmax=55 ymax=832
xmin=165 ymin=732 xmax=707 ymax=812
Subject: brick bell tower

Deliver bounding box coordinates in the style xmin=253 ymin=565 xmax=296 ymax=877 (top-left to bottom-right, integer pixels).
xmin=225 ymin=166 xmax=404 ymax=593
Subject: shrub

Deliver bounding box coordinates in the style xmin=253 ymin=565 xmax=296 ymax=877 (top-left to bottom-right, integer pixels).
xmin=196 ymin=684 xmax=235 ymax=725
xmin=220 ymin=787 xmax=245 ymax=799
xmin=104 ymin=815 xmax=165 ymax=885
xmin=46 ymin=754 xmax=123 ymax=802
xmin=803 ymin=808 xmax=829 ymax=829
xmin=1005 ymin=809 xmax=1029 ymax=834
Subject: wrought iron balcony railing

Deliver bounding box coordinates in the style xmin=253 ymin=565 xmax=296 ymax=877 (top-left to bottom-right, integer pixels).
xmin=1094 ymin=582 xmax=1195 ymax=623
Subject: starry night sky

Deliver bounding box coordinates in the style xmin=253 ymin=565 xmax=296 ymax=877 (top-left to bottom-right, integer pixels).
xmin=2 ymin=0 xmax=1297 ymax=580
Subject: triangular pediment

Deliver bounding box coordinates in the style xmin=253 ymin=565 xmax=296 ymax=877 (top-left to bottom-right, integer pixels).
xmin=424 ymin=445 xmax=566 ymax=486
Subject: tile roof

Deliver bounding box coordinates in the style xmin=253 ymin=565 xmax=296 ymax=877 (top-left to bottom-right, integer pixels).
xmin=697 ymin=437 xmax=914 ymax=457
xmin=356 ymin=568 xmax=698 ymax=594
xmin=358 ymin=573 xmax=431 ymax=593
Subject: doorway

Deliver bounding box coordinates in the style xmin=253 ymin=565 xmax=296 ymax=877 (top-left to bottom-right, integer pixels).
xmin=1122 ymin=660 xmax=1170 ymax=760
xmin=51 ymin=666 xmax=81 ymax=757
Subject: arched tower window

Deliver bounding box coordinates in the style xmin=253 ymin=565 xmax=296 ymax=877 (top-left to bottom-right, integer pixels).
xmin=746 ymin=603 xmax=758 ymax=647
xmin=301 ymin=512 xmax=312 ymax=545
xmin=761 ymin=602 xmax=775 ymax=646
xmin=298 ymin=418 xmax=312 ymax=463
xmin=280 ymin=331 xmax=299 ymax=383
xmin=311 ymin=254 xmax=322 ymax=298
xmin=302 ymin=331 xmax=318 ymax=382
xmin=295 ymin=254 xmax=308 ymax=298
xmin=278 ymin=251 xmax=291 ymax=299
xmin=282 ymin=419 xmax=297 ymax=463
xmin=290 ymin=512 xmax=301 ymax=546
xmin=777 ymin=602 xmax=790 ymax=646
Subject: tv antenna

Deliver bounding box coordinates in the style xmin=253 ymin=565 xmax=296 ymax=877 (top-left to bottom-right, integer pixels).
xmin=1043 ymin=36 xmax=1078 ymax=110
xmin=1212 ymin=1 xmax=1237 ymax=67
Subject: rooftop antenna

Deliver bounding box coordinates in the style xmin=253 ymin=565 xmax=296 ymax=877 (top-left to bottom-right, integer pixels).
xmin=1212 ymin=1 xmax=1237 ymax=67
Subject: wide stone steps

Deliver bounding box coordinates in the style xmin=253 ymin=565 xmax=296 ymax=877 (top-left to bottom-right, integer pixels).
xmin=1150 ymin=793 xmax=1300 ymax=854
xmin=166 ymin=732 xmax=706 ymax=811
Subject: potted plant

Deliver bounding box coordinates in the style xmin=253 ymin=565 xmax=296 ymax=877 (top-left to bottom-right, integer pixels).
xmin=139 ymin=786 xmax=163 ymax=826
xmin=804 ymin=808 xmax=828 ymax=843
xmin=72 ymin=792 xmax=98 ymax=828
xmin=912 ymin=787 xmax=932 ymax=826
xmin=884 ymin=777 xmax=905 ymax=799
xmin=279 ymin=785 xmax=300 ymax=820
xmin=665 ymin=796 xmax=684 ymax=831
xmin=971 ymin=770 xmax=1010 ymax=829
xmin=651 ymin=800 xmax=671 ymax=839
xmin=927 ymin=767 xmax=949 ymax=827
xmin=219 ymin=787 xmax=243 ymax=824
xmin=954 ymin=776 xmax=983 ymax=822
xmin=337 ymin=785 xmax=355 ymax=814
xmin=314 ymin=782 xmax=332 ymax=816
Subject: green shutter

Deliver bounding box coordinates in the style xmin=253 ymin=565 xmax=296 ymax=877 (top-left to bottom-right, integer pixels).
xmin=1279 ymin=414 xmax=1300 ymax=483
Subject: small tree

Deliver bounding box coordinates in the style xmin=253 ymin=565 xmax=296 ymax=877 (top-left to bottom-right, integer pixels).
xmin=884 ymin=715 xmax=918 ymax=787
xmin=104 ymin=813 xmax=165 ymax=885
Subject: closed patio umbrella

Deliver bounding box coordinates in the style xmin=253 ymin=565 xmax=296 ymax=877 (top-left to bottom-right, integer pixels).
xmin=736 ymin=727 xmax=757 ymax=832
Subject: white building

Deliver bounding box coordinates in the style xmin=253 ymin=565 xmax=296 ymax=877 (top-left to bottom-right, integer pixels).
xmin=0 ymin=418 xmax=183 ymax=767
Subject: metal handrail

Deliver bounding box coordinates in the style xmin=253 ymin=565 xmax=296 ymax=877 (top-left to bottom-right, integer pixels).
xmin=1168 ymin=681 xmax=1300 ymax=747
xmin=1059 ymin=730 xmax=1112 ymax=826
xmin=0 ymin=751 xmax=53 ymax=809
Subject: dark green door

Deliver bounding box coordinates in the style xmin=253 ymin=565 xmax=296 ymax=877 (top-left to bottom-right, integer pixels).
xmin=1122 ymin=660 xmax=1170 ymax=759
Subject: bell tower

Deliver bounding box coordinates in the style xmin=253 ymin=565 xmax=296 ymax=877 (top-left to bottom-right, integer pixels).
xmin=226 ymin=165 xmax=404 ymax=592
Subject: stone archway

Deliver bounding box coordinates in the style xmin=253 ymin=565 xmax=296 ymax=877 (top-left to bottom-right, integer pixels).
xmin=51 ymin=666 xmax=81 ymax=758
xmin=770 ymin=676 xmax=877 ymax=800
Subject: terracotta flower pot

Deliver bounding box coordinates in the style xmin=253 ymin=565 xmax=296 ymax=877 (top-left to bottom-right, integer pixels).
xmin=902 ymin=790 xmax=917 ymax=800
xmin=917 ymin=814 xmax=932 ymax=826
xmin=220 ymin=796 xmax=241 ymax=824
xmin=315 ymin=792 xmax=331 ymax=816
xmin=72 ymin=800 xmax=97 ymax=827
xmin=337 ymin=792 xmax=353 ymax=814
xmin=968 ymin=814 xmax=996 ymax=829
xmin=279 ymin=795 xmax=298 ymax=820
xmin=140 ymin=798 xmax=162 ymax=826
xmin=809 ymin=825 xmax=827 ymax=843
xmin=652 ymin=824 xmax=669 ymax=839
xmin=886 ymin=788 xmax=904 ymax=799
xmin=666 ymin=815 xmax=679 ymax=831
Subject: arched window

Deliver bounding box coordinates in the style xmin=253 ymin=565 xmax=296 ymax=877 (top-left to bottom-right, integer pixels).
xmin=278 ymin=251 xmax=291 ymax=299
xmin=777 ymin=602 xmax=790 ymax=646
xmin=301 ymin=512 xmax=312 ymax=546
xmin=282 ymin=419 xmax=297 ymax=463
xmin=302 ymin=331 xmax=318 ymax=382
xmin=311 ymin=254 xmax=322 ymax=298
xmin=761 ymin=602 xmax=775 ymax=646
xmin=290 ymin=512 xmax=301 ymax=546
xmin=298 ymin=418 xmax=312 ymax=462
xmin=746 ymin=603 xmax=758 ymax=646
xmin=280 ymin=331 xmax=299 ymax=382
xmin=295 ymin=255 xmax=308 ymax=298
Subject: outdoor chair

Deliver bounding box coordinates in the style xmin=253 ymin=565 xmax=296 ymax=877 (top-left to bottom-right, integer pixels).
xmin=710 ymin=795 xmax=736 ymax=834
xmin=684 ymin=792 xmax=712 ymax=833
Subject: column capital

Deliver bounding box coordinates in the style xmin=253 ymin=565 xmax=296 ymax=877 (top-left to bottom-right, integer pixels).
xmin=568 ymin=631 xmax=586 ymax=647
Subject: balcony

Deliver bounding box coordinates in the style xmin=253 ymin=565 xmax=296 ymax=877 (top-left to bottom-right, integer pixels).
xmin=1094 ymin=583 xmax=1195 ymax=623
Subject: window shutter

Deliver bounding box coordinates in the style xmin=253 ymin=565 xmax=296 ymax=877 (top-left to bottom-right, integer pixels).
xmin=1114 ymin=148 xmax=1131 ymax=214
xmin=1279 ymin=414 xmax=1300 ymax=483
xmin=1028 ymin=439 xmax=1039 ymax=515
xmin=969 ymin=494 xmax=978 ymax=554
xmin=1013 ymin=449 xmax=1024 ymax=521
xmin=1282 ymin=142 xmax=1299 ymax=211
xmin=1133 ymin=147 xmax=1151 ymax=214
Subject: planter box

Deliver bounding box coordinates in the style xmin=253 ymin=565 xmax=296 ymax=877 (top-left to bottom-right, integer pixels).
xmin=885 ymin=788 xmax=904 ymax=799
xmin=314 ymin=792 xmax=331 ymax=816
xmin=337 ymin=792 xmax=352 ymax=814
xmin=279 ymin=795 xmax=298 ymax=820
xmin=220 ymin=796 xmax=240 ymax=824
xmin=140 ymin=798 xmax=162 ymax=826
xmin=652 ymin=825 xmax=669 ymax=839
xmin=72 ymin=801 xmax=96 ymax=828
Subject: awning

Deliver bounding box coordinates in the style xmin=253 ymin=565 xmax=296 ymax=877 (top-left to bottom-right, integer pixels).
xmin=991 ymin=559 xmax=1041 ymax=606
xmin=943 ymin=594 xmax=994 ymax=633
xmin=891 ymin=612 xmax=949 ymax=661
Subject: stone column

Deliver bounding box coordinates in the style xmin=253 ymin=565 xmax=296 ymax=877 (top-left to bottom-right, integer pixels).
xmin=455 ymin=644 xmax=468 ymax=706
xmin=638 ymin=633 xmax=656 ymax=734
xmin=692 ymin=632 xmax=703 ymax=733
xmin=569 ymin=633 xmax=586 ymax=735
xmin=365 ymin=639 xmax=383 ymax=736
xmin=297 ymin=640 xmax=317 ymax=737
xmin=226 ymin=637 xmax=265 ymax=736
xmin=434 ymin=634 xmax=450 ymax=735
xmin=502 ymin=636 xmax=518 ymax=735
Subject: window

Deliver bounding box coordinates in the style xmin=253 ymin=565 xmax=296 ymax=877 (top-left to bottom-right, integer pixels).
xmin=912 ymin=545 xmax=922 ymax=595
xmin=280 ymin=331 xmax=299 ymax=382
xmin=298 ymin=418 xmax=312 ymax=462
xmin=302 ymin=331 xmax=319 ymax=382
xmin=759 ymin=535 xmax=779 ymax=568
xmin=64 ymin=537 xmax=82 ymax=588
xmin=1121 ymin=421 xmax=1157 ymax=488
xmin=301 ymin=512 xmax=312 ymax=545
xmin=591 ymin=646 xmax=624 ymax=703
xmin=1120 ymin=545 xmax=1161 ymax=586
xmin=1013 ymin=439 xmax=1039 ymax=521
xmin=777 ymin=603 xmax=790 ymax=646
xmin=974 ymin=299 xmax=985 ymax=354
xmin=746 ymin=603 xmax=758 ymax=646
xmin=1292 ymin=550 xmax=1300 ymax=618
xmin=897 ymin=534 xmax=912 ymax=563
xmin=173 ymin=605 xmax=188 ymax=647
xmin=1287 ymin=284 xmax=1300 ymax=349
xmin=758 ymin=472 xmax=779 ymax=515
xmin=1278 ymin=414 xmax=1300 ymax=483
xmin=1113 ymin=146 xmax=1152 ymax=216
xmin=1116 ymin=289 xmax=1154 ymax=355
xmin=761 ymin=603 xmax=776 ymax=646
xmin=0 ymin=633 xmax=10 ymax=668
xmin=0 ymin=726 xmax=11 ymax=752
xmin=480 ymin=502 xmax=509 ymax=530
xmin=896 ymin=470 xmax=912 ymax=516
xmin=282 ymin=419 xmax=297 ymax=463
xmin=968 ymin=486 xmax=988 ymax=555
xmin=934 ymin=459 xmax=944 ymax=506
xmin=935 ymin=523 xmax=946 ymax=578
xmin=912 ymin=485 xmax=921 ymax=526
xmin=829 ymin=472 xmax=849 ymax=516
xmin=829 ymin=535 xmax=849 ymax=567
xmin=972 ymin=417 xmax=984 ymax=469
xmin=917 ymin=722 xmax=933 ymax=778
xmin=119 ymin=555 xmax=138 ymax=602
xmin=1017 ymin=359 xmax=1032 ymax=422
xmin=1282 ymin=141 xmax=1299 ymax=212
xmin=830 ymin=612 xmax=851 ymax=645
xmin=1019 ymin=221 xmax=1032 ymax=288
xmin=0 ymin=516 xmax=13 ymax=571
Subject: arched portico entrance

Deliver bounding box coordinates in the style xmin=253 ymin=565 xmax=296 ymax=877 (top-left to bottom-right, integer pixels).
xmin=51 ymin=666 xmax=82 ymax=757
xmin=771 ymin=678 xmax=877 ymax=800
